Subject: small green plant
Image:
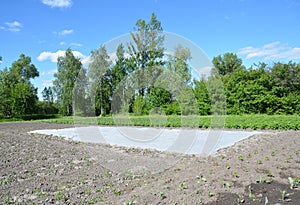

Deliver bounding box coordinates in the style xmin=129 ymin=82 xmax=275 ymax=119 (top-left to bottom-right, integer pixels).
xmin=54 ymin=192 xmax=65 ymax=200
xmin=196 ymin=175 xmax=207 ymax=182
xmin=254 ymin=149 xmax=258 ymax=154
xmin=179 ymin=182 xmax=188 ymax=190
xmin=233 ymin=172 xmax=239 ymax=178
xmin=225 ymin=164 xmax=231 ymax=169
xmin=222 ymin=179 xmax=231 ymax=188
xmin=238 ymin=196 xmax=245 ymax=204
xmin=124 ymin=200 xmax=137 ymax=205
xmin=288 ymin=177 xmax=298 ymax=189
xmin=87 ymin=197 xmax=104 ymax=204
xmin=158 ymin=191 xmax=166 ymax=199
xmin=256 ymin=159 xmax=262 ymax=164
xmin=4 ymin=197 xmax=13 ymax=204
xmin=84 ymin=189 xmax=91 ymax=195
xmin=264 ymin=156 xmax=269 ymax=161
xmin=103 ymin=172 xmax=111 ymax=177
xmin=79 ymin=177 xmax=87 ymax=184
xmin=208 ymin=190 xmax=215 ymax=197
xmin=271 ymin=151 xmax=276 ymax=156
xmin=114 ymin=189 xmax=122 ymax=196
xmin=276 ymin=164 xmax=284 ymax=169
xmin=0 ymin=178 xmax=9 ymax=185
xmin=248 ymin=185 xmax=254 ymax=199
xmin=281 ymin=190 xmax=287 ymax=201
xmin=265 ymin=178 xmax=273 ymax=184
xmin=267 ymin=171 xmax=274 ymax=177
xmin=285 ymin=155 xmax=293 ymax=163
xmin=237 ymin=155 xmax=244 ymax=161
xmin=256 ymin=175 xmax=267 ymax=183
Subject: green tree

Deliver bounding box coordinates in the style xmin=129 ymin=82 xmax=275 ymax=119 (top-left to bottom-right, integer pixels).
xmin=0 ymin=54 xmax=39 ymax=117
xmin=88 ymin=45 xmax=112 ymax=116
xmin=111 ymin=44 xmax=127 ymax=91
xmin=42 ymin=86 xmax=54 ymax=103
xmin=212 ymin=53 xmax=244 ymax=76
xmin=128 ymin=12 xmax=165 ymax=96
xmin=53 ymin=48 xmax=82 ymax=116
xmin=168 ymin=44 xmax=192 ymax=84
xmin=194 ymin=78 xmax=211 ymax=115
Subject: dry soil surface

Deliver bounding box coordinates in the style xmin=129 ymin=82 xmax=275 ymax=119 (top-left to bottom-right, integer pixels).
xmin=1 ymin=122 xmax=300 ymax=204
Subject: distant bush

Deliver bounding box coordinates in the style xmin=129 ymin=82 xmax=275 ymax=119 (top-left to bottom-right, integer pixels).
xmin=36 ymin=101 xmax=59 ymax=115
xmin=21 ymin=114 xmax=58 ymax=121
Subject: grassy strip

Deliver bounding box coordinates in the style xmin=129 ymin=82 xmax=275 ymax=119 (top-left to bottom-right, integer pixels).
xmin=33 ymin=114 xmax=300 ymax=130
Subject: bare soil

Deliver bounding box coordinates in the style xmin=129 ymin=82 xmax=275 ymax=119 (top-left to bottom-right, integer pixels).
xmin=1 ymin=122 xmax=300 ymax=204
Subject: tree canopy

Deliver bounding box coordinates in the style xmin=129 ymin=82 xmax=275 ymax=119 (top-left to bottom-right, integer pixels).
xmin=1 ymin=13 xmax=300 ymax=119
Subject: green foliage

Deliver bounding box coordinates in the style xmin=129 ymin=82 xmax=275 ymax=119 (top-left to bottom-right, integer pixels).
xmin=2 ymin=15 xmax=300 ymax=119
xmin=212 ymin=52 xmax=244 ymax=76
xmin=194 ymin=78 xmax=211 ymax=115
xmin=133 ymin=96 xmax=147 ymax=115
xmin=88 ymin=45 xmax=112 ymax=116
xmin=36 ymin=114 xmax=300 ymax=130
xmin=0 ymin=54 xmax=39 ymax=118
xmin=53 ymin=48 xmax=83 ymax=116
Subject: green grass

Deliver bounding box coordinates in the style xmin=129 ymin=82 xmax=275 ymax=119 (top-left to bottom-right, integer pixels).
xmin=29 ymin=114 xmax=300 ymax=130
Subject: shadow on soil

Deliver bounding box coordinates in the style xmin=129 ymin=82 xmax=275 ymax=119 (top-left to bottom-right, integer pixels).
xmin=207 ymin=181 xmax=300 ymax=205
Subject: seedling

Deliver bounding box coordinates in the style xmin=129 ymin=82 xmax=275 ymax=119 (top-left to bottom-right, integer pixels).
xmin=254 ymin=149 xmax=258 ymax=154
xmin=265 ymin=178 xmax=273 ymax=184
xmin=281 ymin=190 xmax=287 ymax=201
xmin=288 ymin=177 xmax=298 ymax=189
xmin=264 ymin=157 xmax=269 ymax=161
xmin=179 ymin=182 xmax=188 ymax=190
xmin=103 ymin=172 xmax=111 ymax=177
xmin=208 ymin=190 xmax=215 ymax=197
xmin=233 ymin=172 xmax=239 ymax=178
xmin=267 ymin=171 xmax=274 ymax=177
xmin=0 ymin=178 xmax=9 ymax=185
xmin=226 ymin=164 xmax=231 ymax=169
xmin=256 ymin=159 xmax=262 ymax=165
xmin=285 ymin=155 xmax=293 ymax=163
xmin=222 ymin=179 xmax=231 ymax=188
xmin=84 ymin=189 xmax=91 ymax=195
xmin=237 ymin=196 xmax=245 ymax=204
xmin=158 ymin=191 xmax=166 ymax=199
xmin=114 ymin=189 xmax=122 ymax=196
xmin=248 ymin=185 xmax=254 ymax=199
xmin=237 ymin=155 xmax=244 ymax=161
xmin=124 ymin=200 xmax=137 ymax=205
xmin=196 ymin=175 xmax=207 ymax=182
xmin=276 ymin=164 xmax=284 ymax=170
xmin=271 ymin=151 xmax=276 ymax=156
xmin=54 ymin=192 xmax=65 ymax=200
xmin=256 ymin=175 xmax=267 ymax=183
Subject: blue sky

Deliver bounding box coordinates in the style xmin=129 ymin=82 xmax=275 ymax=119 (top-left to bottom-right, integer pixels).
xmin=1 ymin=0 xmax=300 ymax=98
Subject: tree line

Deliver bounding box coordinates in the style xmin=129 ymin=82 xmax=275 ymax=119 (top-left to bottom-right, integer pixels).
xmin=0 ymin=13 xmax=299 ymax=119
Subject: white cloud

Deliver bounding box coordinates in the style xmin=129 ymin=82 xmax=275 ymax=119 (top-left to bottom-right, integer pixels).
xmin=0 ymin=21 xmax=22 ymax=32
xmin=108 ymin=52 xmax=130 ymax=64
xmin=42 ymin=80 xmax=53 ymax=87
xmin=59 ymin=41 xmax=66 ymax=45
xmin=41 ymin=0 xmax=72 ymax=8
xmin=41 ymin=69 xmax=57 ymax=76
xmin=238 ymin=42 xmax=300 ymax=61
xmin=70 ymin=43 xmax=83 ymax=47
xmin=37 ymin=50 xmax=90 ymax=66
xmin=54 ymin=29 xmax=73 ymax=36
